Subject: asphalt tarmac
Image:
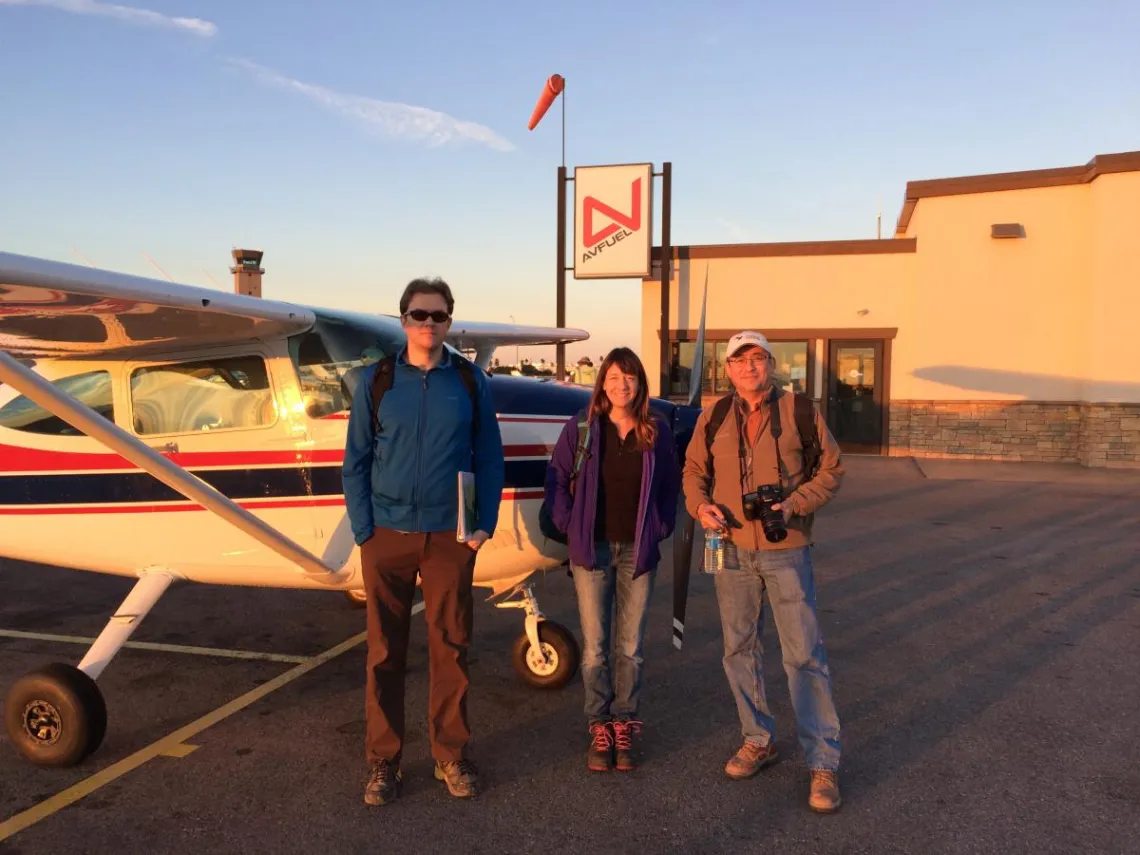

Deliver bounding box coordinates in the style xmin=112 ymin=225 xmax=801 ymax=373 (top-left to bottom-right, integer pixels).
xmin=2 ymin=457 xmax=1139 ymax=854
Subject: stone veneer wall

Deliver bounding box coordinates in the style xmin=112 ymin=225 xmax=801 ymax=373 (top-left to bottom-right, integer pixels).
xmin=888 ymin=401 xmax=1140 ymax=469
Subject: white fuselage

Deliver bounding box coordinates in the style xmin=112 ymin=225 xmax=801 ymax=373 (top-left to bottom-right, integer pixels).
xmin=0 ymin=328 xmax=577 ymax=594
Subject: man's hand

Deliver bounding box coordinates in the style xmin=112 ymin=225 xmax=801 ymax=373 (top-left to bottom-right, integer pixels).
xmin=465 ymin=529 xmax=490 ymax=551
xmin=696 ymin=503 xmax=726 ymax=531
xmin=771 ymin=503 xmax=793 ymax=523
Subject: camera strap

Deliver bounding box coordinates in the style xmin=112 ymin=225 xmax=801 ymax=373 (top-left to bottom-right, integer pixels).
xmin=766 ymin=386 xmax=789 ymax=482
xmin=735 ymin=385 xmax=787 ymax=486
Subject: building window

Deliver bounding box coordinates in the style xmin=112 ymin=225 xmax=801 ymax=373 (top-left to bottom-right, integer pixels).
xmin=130 ymin=355 xmax=276 ymax=435
xmin=768 ymin=341 xmax=810 ymax=394
xmin=669 ymin=339 xmax=810 ymax=398
xmin=0 ymin=370 xmax=114 ymax=436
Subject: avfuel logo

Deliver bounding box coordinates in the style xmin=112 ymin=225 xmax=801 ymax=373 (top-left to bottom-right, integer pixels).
xmin=573 ymin=163 xmax=652 ymax=279
xmin=581 ymin=177 xmax=642 ymax=262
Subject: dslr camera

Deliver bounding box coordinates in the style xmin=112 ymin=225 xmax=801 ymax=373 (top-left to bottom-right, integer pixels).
xmin=742 ymin=484 xmax=788 ymax=543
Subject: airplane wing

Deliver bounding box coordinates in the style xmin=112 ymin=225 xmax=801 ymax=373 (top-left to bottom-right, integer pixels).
xmin=444 ymin=319 xmax=590 ymax=368
xmin=0 ymin=251 xmax=315 ymax=359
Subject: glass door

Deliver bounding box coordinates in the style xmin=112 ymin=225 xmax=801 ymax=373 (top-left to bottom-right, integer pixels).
xmin=826 ymin=341 xmax=884 ymax=454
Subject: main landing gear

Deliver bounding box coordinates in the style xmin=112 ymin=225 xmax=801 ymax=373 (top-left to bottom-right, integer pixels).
xmin=495 ymin=582 xmax=580 ymax=690
xmin=4 ymin=573 xmax=172 ymax=767
xmin=344 ymin=580 xmax=581 ymax=691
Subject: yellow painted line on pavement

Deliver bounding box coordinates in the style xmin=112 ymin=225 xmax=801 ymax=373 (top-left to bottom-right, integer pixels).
xmin=0 ymin=630 xmax=367 ymax=844
xmin=0 ymin=629 xmax=311 ymax=664
xmin=158 ymin=743 xmax=199 ymax=759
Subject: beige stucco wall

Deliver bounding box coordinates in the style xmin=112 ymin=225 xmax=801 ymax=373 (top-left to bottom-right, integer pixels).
xmin=643 ymin=170 xmax=1140 ymax=406
xmin=1086 ymin=171 xmax=1140 ymax=403
xmin=641 ymin=250 xmax=914 ymax=398
xmin=897 ymin=182 xmax=1091 ymax=401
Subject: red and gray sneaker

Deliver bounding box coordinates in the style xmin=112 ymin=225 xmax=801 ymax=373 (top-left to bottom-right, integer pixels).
xmin=587 ymin=721 xmax=614 ymax=772
xmin=612 ymin=719 xmax=642 ymax=771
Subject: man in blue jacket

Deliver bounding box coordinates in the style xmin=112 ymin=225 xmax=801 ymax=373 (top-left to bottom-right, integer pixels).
xmin=342 ymin=277 xmax=504 ymax=807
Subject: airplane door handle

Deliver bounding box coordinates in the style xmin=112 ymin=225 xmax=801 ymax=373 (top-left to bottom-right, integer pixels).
xmin=151 ymin=442 xmax=179 ymax=454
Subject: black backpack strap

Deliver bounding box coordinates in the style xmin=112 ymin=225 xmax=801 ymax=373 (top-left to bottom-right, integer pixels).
xmin=704 ymin=395 xmax=734 ymax=491
xmin=453 ymin=355 xmax=481 ymax=438
xmin=369 ymin=357 xmax=397 ymax=435
xmin=793 ymin=394 xmax=821 ymax=482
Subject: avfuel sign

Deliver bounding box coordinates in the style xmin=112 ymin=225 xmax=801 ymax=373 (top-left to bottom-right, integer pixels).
xmin=573 ymin=163 xmax=654 ymax=279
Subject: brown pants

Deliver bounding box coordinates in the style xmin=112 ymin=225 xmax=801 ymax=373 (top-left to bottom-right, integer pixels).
xmin=361 ymin=527 xmax=476 ymax=764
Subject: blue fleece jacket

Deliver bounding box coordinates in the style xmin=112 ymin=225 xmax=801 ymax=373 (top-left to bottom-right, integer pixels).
xmin=341 ymin=348 xmax=504 ymax=545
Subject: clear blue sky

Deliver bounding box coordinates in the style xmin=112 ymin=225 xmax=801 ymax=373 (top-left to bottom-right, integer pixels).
xmin=2 ymin=0 xmax=1138 ymax=363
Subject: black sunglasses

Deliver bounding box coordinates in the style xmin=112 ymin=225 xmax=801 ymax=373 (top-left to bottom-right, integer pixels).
xmin=404 ymin=309 xmax=451 ymax=324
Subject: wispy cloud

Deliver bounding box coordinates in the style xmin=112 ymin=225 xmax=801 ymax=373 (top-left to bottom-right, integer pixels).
xmin=230 ymin=58 xmax=515 ymax=153
xmin=0 ymin=0 xmax=216 ymax=37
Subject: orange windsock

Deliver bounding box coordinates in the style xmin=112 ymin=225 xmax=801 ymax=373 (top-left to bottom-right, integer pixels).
xmin=527 ymin=74 xmax=565 ymax=131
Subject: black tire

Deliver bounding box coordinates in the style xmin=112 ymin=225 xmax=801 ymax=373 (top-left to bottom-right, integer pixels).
xmin=510 ymin=621 xmax=580 ymax=690
xmin=344 ymin=588 xmax=368 ymax=609
xmin=4 ymin=663 xmax=108 ymax=768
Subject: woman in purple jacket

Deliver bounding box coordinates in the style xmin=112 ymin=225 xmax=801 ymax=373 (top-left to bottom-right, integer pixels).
xmin=543 ymin=347 xmax=681 ymax=773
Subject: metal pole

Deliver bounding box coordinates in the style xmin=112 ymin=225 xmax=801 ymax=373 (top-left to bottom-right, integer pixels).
xmin=0 ymin=351 xmax=344 ymax=584
xmin=659 ymin=161 xmax=672 ymax=398
xmin=556 ymin=165 xmax=567 ymax=381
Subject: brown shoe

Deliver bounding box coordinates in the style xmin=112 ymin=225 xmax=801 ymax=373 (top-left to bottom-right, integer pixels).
xmin=809 ymin=769 xmax=841 ymax=813
xmin=434 ymin=758 xmax=478 ymax=798
xmin=724 ymin=740 xmax=779 ymax=780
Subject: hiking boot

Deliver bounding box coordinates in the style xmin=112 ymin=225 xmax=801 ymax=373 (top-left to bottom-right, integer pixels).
xmin=809 ymin=769 xmax=841 ymax=813
xmin=587 ymin=721 xmax=614 ymax=772
xmin=434 ymin=758 xmax=478 ymax=798
xmin=724 ymin=740 xmax=779 ymax=780
xmin=364 ymin=759 xmax=401 ymax=806
xmin=612 ymin=719 xmax=642 ymax=772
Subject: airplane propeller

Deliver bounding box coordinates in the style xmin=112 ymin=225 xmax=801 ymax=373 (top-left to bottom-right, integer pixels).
xmin=670 ymin=268 xmax=709 ymax=650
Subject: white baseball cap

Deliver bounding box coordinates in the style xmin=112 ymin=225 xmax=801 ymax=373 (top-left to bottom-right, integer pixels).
xmin=724 ymin=331 xmax=772 ymax=360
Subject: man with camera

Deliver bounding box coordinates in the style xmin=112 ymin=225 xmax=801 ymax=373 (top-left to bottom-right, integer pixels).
xmin=682 ymin=331 xmax=844 ymax=813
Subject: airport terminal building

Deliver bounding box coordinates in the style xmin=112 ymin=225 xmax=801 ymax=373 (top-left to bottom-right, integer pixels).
xmin=642 ymin=150 xmax=1140 ymax=469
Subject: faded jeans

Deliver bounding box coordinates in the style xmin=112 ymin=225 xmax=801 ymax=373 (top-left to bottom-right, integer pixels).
xmin=714 ymin=544 xmax=841 ymax=771
xmin=571 ymin=542 xmax=656 ymax=723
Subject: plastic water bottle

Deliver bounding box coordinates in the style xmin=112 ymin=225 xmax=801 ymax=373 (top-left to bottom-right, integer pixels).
xmin=703 ymin=528 xmax=725 ymax=575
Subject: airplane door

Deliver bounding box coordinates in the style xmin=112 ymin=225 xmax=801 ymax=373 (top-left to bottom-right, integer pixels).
xmin=123 ymin=344 xmax=327 ymax=577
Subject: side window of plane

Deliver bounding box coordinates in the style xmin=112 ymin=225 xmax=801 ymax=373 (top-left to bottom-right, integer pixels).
xmin=130 ymin=355 xmax=276 ymax=435
xmin=288 ymin=314 xmax=399 ymax=419
xmin=0 ymin=370 xmax=114 ymax=436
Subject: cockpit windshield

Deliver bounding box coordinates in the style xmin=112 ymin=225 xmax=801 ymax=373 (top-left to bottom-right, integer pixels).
xmin=287 ymin=312 xmax=405 ymax=419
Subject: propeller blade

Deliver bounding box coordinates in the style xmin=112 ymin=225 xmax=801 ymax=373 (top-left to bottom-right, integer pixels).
xmin=686 ymin=266 xmax=709 ymax=409
xmin=673 ymin=265 xmax=710 ymax=649
xmin=672 ymin=501 xmax=697 ymax=650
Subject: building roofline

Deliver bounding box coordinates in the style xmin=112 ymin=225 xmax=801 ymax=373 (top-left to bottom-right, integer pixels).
xmin=642 ymin=238 xmax=915 ymax=279
xmin=894 ymin=150 xmax=1140 ymax=235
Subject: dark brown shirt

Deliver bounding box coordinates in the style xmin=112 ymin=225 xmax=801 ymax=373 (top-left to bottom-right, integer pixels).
xmin=594 ymin=416 xmax=643 ymax=543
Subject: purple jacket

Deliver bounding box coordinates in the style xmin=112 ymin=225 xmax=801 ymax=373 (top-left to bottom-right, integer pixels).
xmin=543 ymin=412 xmax=681 ymax=578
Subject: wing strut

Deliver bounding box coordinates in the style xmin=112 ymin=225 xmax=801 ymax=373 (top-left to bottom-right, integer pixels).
xmin=0 ymin=352 xmax=346 ymax=584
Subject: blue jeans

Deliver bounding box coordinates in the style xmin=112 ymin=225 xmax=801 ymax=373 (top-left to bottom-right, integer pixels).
xmin=714 ymin=545 xmax=841 ymax=771
xmin=571 ymin=542 xmax=656 ymax=723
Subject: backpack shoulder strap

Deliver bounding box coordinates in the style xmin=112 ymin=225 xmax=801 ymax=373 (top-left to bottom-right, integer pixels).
xmin=793 ymin=393 xmax=821 ymax=481
xmin=453 ymin=354 xmax=481 ymax=437
xmin=704 ymin=395 xmax=734 ymax=486
xmin=369 ymin=357 xmax=397 ymax=435
xmin=567 ymin=412 xmax=592 ymax=499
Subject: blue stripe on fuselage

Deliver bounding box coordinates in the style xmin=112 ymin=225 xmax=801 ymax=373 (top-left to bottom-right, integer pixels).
xmin=0 ymin=460 xmax=547 ymax=506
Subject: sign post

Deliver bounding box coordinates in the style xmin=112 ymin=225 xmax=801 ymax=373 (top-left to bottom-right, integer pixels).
xmin=555 ymin=162 xmax=672 ymax=392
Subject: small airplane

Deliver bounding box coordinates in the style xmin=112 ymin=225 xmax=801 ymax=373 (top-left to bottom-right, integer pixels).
xmin=0 ymin=251 xmax=707 ymax=769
